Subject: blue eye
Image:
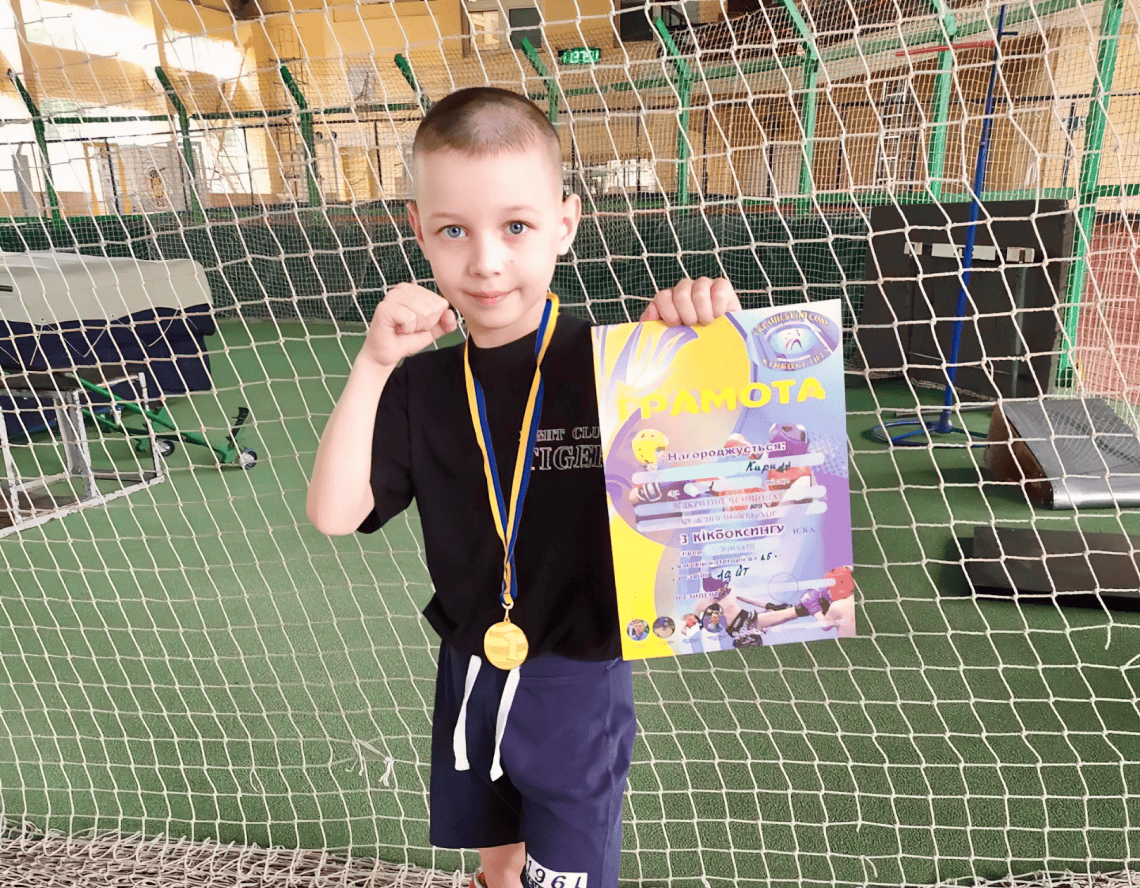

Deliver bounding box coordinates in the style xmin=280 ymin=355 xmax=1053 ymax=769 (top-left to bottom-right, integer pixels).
xmin=507 ymin=221 xmax=527 ymax=235
xmin=443 ymin=226 xmax=464 ymax=239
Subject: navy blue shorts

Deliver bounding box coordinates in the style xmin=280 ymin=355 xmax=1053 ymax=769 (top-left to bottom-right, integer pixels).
xmin=431 ymin=644 xmax=636 ymax=887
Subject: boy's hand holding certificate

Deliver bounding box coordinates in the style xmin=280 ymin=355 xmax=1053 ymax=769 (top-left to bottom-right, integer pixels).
xmin=592 ymin=300 xmax=855 ymax=660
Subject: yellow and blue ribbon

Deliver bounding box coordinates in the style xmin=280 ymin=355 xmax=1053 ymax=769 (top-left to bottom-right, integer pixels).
xmin=463 ymin=295 xmax=560 ymax=610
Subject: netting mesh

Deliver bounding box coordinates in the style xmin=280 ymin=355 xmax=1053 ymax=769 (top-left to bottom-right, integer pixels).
xmin=1 ymin=0 xmax=1139 ymax=884
xmin=3 ymin=821 xmax=1137 ymax=887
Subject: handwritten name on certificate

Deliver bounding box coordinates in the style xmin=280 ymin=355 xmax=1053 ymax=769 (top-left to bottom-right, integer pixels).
xmin=591 ymin=300 xmax=855 ymax=660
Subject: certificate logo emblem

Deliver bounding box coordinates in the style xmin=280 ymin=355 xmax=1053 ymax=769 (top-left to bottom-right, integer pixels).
xmin=752 ymin=309 xmax=840 ymax=372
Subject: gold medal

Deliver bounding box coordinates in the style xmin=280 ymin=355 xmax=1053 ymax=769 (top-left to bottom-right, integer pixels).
xmin=484 ymin=619 xmax=529 ymax=670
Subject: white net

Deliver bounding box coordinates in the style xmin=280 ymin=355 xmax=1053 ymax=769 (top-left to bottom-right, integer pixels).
xmin=0 ymin=0 xmax=1138 ymax=885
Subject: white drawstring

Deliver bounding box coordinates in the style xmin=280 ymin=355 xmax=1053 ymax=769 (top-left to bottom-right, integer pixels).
xmin=452 ymin=655 xmax=522 ymax=782
xmin=489 ymin=666 xmax=521 ymax=781
xmin=452 ymin=656 xmax=482 ymax=771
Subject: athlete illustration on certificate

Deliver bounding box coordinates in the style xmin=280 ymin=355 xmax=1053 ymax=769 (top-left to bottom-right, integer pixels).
xmin=592 ymin=300 xmax=855 ymax=660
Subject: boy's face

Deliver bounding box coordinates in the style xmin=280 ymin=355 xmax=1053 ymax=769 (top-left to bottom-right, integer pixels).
xmin=408 ymin=144 xmax=580 ymax=348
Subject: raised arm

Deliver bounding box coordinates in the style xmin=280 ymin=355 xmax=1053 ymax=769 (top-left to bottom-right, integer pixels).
xmin=307 ymin=284 xmax=457 ymax=535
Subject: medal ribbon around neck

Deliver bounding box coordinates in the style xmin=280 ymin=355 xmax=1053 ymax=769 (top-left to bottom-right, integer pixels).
xmin=463 ymin=295 xmax=559 ymax=667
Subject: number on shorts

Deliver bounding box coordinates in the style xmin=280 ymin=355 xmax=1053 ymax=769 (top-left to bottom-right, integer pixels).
xmin=524 ymin=855 xmax=586 ymax=888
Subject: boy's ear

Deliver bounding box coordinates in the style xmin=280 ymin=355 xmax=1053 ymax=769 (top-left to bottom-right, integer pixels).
xmin=407 ymin=201 xmax=424 ymax=247
xmin=557 ymin=192 xmax=582 ymax=256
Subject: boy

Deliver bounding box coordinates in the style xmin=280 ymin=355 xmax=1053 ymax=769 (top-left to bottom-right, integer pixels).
xmin=306 ymin=87 xmax=739 ymax=888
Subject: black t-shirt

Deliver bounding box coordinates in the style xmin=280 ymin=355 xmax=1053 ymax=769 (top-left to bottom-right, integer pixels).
xmin=358 ymin=312 xmax=622 ymax=661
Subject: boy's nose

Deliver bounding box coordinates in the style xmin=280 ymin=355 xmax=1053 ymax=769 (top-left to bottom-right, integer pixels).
xmin=469 ymin=235 xmax=505 ymax=277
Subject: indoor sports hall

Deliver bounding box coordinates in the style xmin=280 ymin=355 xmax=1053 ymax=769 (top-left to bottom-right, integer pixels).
xmin=0 ymin=0 xmax=1137 ymax=885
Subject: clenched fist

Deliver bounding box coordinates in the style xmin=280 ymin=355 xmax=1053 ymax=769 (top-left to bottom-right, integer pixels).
xmin=363 ymin=283 xmax=458 ymax=368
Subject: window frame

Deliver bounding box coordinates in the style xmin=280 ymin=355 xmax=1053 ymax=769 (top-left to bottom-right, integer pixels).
xmin=462 ymin=0 xmax=544 ymax=53
xmin=616 ymin=0 xmax=686 ymax=43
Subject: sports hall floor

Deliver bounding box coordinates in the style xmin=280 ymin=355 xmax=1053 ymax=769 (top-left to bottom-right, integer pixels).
xmin=1 ymin=317 xmax=1136 ymax=885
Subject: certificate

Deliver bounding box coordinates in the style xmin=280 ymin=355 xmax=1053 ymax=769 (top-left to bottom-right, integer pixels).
xmin=591 ymin=300 xmax=855 ymax=660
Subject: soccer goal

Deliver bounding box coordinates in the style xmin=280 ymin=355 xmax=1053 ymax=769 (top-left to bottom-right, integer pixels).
xmin=0 ymin=0 xmax=1138 ymax=885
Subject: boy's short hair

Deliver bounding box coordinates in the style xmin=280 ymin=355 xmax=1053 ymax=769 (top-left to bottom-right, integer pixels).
xmin=412 ymin=87 xmax=562 ymax=189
